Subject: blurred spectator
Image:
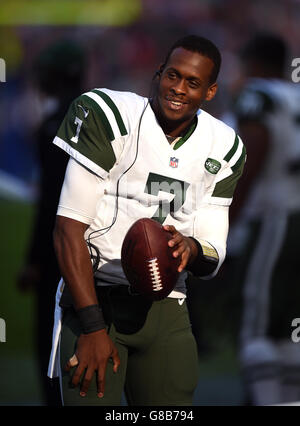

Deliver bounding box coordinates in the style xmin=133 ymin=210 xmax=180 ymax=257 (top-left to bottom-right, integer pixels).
xmin=228 ymin=33 xmax=300 ymax=405
xmin=17 ymin=40 xmax=86 ymax=405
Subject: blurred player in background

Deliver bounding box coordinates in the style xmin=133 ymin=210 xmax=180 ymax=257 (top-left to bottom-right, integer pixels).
xmin=228 ymin=33 xmax=300 ymax=405
xmin=17 ymin=40 xmax=86 ymax=405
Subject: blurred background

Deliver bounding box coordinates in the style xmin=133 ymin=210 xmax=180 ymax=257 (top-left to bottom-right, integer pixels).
xmin=0 ymin=0 xmax=300 ymax=406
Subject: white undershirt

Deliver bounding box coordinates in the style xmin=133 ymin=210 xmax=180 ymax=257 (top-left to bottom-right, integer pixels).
xmin=57 ymin=158 xmax=102 ymax=224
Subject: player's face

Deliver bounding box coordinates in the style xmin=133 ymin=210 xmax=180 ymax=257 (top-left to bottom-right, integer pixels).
xmin=154 ymin=48 xmax=217 ymax=135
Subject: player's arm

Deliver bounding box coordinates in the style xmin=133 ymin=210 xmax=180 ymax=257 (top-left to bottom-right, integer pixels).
xmin=54 ymin=216 xmax=97 ymax=308
xmin=53 ymin=158 xmax=120 ymax=398
xmin=167 ymin=132 xmax=246 ymax=277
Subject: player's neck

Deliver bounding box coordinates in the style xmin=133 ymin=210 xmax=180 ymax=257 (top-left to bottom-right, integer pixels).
xmin=150 ymin=97 xmax=196 ymax=138
xmin=164 ymin=120 xmax=194 ymax=138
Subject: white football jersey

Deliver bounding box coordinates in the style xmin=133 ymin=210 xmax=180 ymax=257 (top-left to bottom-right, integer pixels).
xmin=53 ymin=88 xmax=245 ymax=291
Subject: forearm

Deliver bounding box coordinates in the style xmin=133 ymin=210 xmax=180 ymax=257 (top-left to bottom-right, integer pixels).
xmin=53 ymin=215 xmax=98 ymax=310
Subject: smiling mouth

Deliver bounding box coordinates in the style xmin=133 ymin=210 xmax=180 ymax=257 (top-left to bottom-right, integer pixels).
xmin=165 ymin=97 xmax=187 ymax=111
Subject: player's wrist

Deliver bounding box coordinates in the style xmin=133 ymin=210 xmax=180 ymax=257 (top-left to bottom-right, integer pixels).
xmin=76 ymin=304 xmax=106 ymax=334
xmin=186 ymin=237 xmax=219 ymax=277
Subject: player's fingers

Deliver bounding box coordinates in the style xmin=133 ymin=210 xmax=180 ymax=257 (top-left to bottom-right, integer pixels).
xmin=172 ymin=237 xmax=189 ymax=257
xmin=79 ymin=368 xmax=93 ymax=397
xmin=164 ymin=224 xmax=176 ymax=234
xmin=173 ymin=237 xmax=187 ymax=252
xmin=64 ymin=354 xmax=79 ymax=372
xmin=178 ymin=259 xmax=188 ymax=272
xmin=178 ymin=256 xmax=188 ymax=272
xmin=177 ymin=246 xmax=191 ymax=272
xmin=97 ymin=362 xmax=107 ymax=398
xmin=71 ymin=364 xmax=85 ymax=388
xmin=168 ymin=233 xmax=182 ymax=247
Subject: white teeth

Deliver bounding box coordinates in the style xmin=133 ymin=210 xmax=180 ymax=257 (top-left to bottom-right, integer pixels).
xmin=171 ymin=101 xmax=182 ymax=106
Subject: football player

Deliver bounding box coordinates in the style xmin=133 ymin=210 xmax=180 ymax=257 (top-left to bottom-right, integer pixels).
xmin=47 ymin=35 xmax=245 ymax=405
xmin=228 ymin=33 xmax=300 ymax=405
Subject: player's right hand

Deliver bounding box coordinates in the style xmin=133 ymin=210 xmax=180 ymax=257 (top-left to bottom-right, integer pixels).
xmin=64 ymin=329 xmax=120 ymax=398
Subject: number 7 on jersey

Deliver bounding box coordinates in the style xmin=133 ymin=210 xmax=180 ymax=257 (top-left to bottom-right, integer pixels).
xmin=71 ymin=117 xmax=83 ymax=143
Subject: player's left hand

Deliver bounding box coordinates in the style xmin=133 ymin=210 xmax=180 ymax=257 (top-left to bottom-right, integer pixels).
xmin=164 ymin=225 xmax=197 ymax=273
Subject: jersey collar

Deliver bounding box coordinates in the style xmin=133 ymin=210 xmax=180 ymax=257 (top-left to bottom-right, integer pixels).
xmin=172 ymin=116 xmax=198 ymax=150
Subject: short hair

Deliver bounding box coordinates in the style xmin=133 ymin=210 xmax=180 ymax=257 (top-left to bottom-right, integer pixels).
xmin=162 ymin=35 xmax=222 ymax=84
xmin=240 ymin=33 xmax=288 ymax=74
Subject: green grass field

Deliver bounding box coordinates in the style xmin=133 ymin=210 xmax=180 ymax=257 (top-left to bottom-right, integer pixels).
xmin=0 ymin=199 xmax=35 ymax=354
xmin=0 ymin=197 xmax=245 ymax=406
xmin=0 ymin=198 xmax=44 ymax=405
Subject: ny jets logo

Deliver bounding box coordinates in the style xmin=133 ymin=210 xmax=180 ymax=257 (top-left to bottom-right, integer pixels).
xmin=205 ymin=158 xmax=221 ymax=174
xmin=78 ymin=104 xmax=89 ymax=118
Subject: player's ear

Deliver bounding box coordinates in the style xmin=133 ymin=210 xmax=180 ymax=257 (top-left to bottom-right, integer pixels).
xmin=153 ymin=63 xmax=165 ymax=80
xmin=205 ymin=82 xmax=218 ymax=101
xmin=158 ymin=63 xmax=166 ymax=75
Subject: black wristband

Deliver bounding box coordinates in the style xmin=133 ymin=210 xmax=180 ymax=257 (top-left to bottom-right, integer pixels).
xmin=76 ymin=304 xmax=106 ymax=334
xmin=187 ymin=237 xmax=218 ymax=277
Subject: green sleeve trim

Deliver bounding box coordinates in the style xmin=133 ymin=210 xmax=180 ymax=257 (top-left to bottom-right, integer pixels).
xmin=92 ymin=89 xmax=128 ymax=136
xmin=56 ymin=95 xmax=116 ymax=173
xmin=212 ymin=145 xmax=246 ymax=199
xmin=53 ymin=136 xmax=110 ymax=179
xmin=223 ymin=134 xmax=239 ymax=162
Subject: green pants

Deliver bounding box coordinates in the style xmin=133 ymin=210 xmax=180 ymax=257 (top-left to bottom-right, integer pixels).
xmin=59 ymin=285 xmax=199 ymax=406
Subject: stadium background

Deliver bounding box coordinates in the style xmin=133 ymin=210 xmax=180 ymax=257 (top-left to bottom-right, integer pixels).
xmin=0 ymin=0 xmax=299 ymax=405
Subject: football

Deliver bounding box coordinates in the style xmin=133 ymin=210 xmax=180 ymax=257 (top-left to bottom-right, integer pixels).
xmin=121 ymin=218 xmax=180 ymax=300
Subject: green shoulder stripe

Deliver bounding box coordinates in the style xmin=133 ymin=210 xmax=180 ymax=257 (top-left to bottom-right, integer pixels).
xmin=92 ymin=89 xmax=127 ymax=136
xmin=223 ymin=134 xmax=239 ymax=162
xmin=82 ymin=94 xmax=114 ymax=142
xmin=212 ymin=145 xmax=246 ymax=199
xmin=232 ymin=144 xmax=246 ymax=173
